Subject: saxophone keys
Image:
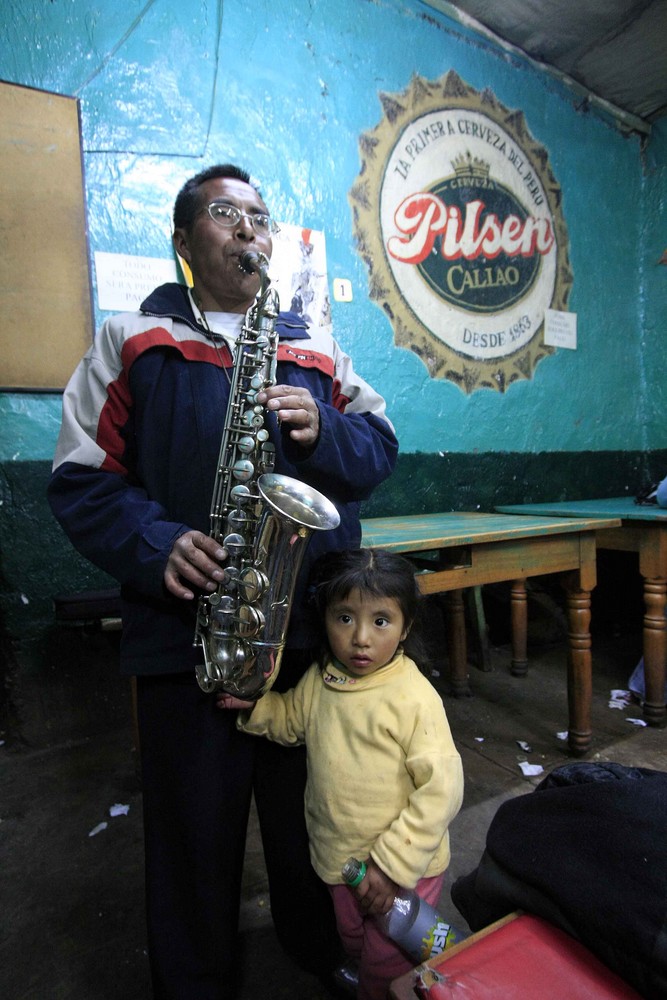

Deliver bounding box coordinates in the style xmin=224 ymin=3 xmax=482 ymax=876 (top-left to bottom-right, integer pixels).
xmin=195 ymin=664 xmax=217 ymax=694
xmin=232 ymin=458 xmax=255 ymax=482
xmin=226 ymin=509 xmax=248 ymax=533
xmin=260 ymin=441 xmax=275 ymax=472
xmin=237 ymin=434 xmax=255 ymax=455
xmin=238 ymin=566 xmax=270 ymax=603
xmin=208 ymin=594 xmax=235 ymax=618
xmin=230 ymin=484 xmax=252 ymax=504
xmin=222 ymin=532 xmax=246 ymax=559
xmin=241 ymin=406 xmax=264 ymax=429
xmin=237 ymin=603 xmax=265 ymax=638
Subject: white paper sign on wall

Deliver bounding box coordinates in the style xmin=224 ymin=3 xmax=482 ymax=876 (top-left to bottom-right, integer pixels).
xmin=544 ymin=308 xmax=577 ymax=350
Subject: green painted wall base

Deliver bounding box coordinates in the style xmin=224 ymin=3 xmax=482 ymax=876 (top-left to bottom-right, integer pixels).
xmin=360 ymin=449 xmax=667 ymax=518
xmin=3 ymin=449 xmax=666 ymax=634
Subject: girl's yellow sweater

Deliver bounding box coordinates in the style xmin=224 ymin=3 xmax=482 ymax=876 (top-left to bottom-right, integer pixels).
xmin=238 ymin=650 xmax=464 ymax=887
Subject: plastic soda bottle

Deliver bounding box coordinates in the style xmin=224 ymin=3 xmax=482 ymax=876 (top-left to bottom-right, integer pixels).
xmin=341 ymin=857 xmax=467 ymax=963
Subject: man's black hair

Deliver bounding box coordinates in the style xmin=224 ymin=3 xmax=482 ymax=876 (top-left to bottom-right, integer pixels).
xmin=173 ymin=163 xmax=263 ymax=230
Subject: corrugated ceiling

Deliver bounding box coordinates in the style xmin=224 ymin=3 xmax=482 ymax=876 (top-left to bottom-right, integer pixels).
xmin=422 ymin=0 xmax=667 ymax=134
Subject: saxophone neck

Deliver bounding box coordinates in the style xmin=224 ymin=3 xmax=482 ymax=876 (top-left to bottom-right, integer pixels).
xmin=239 ymin=251 xmax=276 ymax=318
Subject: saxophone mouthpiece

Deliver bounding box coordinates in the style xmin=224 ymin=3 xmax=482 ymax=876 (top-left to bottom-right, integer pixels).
xmin=239 ymin=251 xmax=267 ymax=276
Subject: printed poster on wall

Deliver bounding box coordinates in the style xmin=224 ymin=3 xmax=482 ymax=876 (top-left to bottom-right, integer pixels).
xmin=180 ymin=224 xmax=332 ymax=324
xmin=349 ymin=71 xmax=573 ymax=393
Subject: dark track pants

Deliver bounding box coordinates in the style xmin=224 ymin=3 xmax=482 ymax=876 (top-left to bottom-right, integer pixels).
xmin=136 ymin=658 xmax=339 ymax=1000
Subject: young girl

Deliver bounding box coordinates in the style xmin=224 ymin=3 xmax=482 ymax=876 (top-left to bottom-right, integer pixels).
xmin=218 ymin=547 xmax=464 ymax=1000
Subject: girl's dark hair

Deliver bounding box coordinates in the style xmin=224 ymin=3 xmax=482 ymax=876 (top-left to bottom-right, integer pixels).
xmin=172 ymin=163 xmax=263 ymax=230
xmin=308 ymin=547 xmax=431 ymax=673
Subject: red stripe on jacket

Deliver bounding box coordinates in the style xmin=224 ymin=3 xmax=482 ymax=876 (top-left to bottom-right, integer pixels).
xmin=98 ymin=328 xmax=232 ymax=474
xmin=121 ymin=327 xmax=233 ymax=368
xmin=277 ymin=344 xmax=349 ymax=412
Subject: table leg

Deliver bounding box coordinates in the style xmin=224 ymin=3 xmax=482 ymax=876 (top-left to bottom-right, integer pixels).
xmin=563 ymin=585 xmax=592 ymax=755
xmin=642 ymin=577 xmax=666 ymax=726
xmin=510 ymin=579 xmax=528 ymax=677
xmin=444 ymin=589 xmax=471 ymax=697
xmin=466 ymin=587 xmax=493 ymax=671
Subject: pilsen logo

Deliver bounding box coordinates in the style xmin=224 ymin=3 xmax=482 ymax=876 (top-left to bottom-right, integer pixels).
xmin=349 ymin=72 xmax=573 ymax=393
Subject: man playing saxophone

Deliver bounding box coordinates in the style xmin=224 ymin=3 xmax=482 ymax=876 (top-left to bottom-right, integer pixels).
xmin=48 ymin=163 xmax=398 ymax=1000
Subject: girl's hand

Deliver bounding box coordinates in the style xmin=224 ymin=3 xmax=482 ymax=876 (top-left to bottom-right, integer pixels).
xmin=216 ymin=693 xmax=255 ymax=711
xmin=353 ymin=858 xmax=399 ymax=916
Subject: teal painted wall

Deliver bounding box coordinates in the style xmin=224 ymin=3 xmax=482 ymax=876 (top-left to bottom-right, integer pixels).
xmin=1 ymin=0 xmax=665 ymax=745
xmin=3 ymin=0 xmax=666 ymax=454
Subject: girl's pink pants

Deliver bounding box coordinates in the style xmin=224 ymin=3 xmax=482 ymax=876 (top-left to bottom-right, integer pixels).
xmin=328 ymin=872 xmax=444 ymax=1000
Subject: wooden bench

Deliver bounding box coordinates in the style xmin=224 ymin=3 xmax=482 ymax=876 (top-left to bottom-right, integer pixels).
xmin=53 ymin=587 xmax=122 ymax=630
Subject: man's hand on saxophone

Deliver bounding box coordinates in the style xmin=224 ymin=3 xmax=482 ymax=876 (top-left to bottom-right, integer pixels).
xmin=257 ymin=384 xmax=320 ymax=447
xmin=164 ymin=530 xmax=227 ymax=601
xmin=164 ymin=381 xmax=321 ymax=603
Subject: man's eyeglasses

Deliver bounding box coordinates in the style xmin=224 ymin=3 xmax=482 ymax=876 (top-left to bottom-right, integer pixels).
xmin=206 ymin=202 xmax=280 ymax=235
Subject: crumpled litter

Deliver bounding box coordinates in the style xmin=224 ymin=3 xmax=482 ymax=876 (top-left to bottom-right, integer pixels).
xmin=556 ymin=731 xmax=568 ymax=741
xmin=626 ymin=717 xmax=648 ymax=727
xmin=516 ymin=740 xmax=532 ymax=753
xmin=609 ymin=688 xmax=632 ymax=710
xmin=88 ymin=803 xmax=130 ymax=837
xmin=518 ymin=761 xmax=544 ymax=777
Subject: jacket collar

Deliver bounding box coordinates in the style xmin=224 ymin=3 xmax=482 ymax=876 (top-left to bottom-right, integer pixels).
xmin=140 ymin=282 xmax=311 ymax=341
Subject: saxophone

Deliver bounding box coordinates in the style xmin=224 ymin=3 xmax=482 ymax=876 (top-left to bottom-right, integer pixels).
xmin=193 ymin=250 xmax=340 ymax=698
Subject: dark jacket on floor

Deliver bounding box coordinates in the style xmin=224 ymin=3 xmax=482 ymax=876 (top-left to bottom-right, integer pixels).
xmin=452 ymin=762 xmax=667 ymax=1000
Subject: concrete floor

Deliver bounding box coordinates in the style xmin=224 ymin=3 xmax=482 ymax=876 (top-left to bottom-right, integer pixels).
xmin=2 ymin=593 xmax=666 ymax=1000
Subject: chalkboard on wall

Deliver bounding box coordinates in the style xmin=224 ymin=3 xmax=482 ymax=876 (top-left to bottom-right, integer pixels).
xmin=0 ymin=81 xmax=93 ymax=390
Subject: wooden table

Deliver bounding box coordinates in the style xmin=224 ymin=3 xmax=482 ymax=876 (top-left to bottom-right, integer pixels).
xmin=360 ymin=512 xmax=620 ymax=754
xmin=497 ymin=498 xmax=667 ymax=727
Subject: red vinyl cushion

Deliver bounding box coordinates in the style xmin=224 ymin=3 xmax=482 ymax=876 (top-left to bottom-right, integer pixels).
xmin=393 ymin=913 xmax=642 ymax=999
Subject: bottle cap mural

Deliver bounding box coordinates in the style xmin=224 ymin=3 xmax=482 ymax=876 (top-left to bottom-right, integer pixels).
xmin=349 ymin=71 xmax=573 ymax=393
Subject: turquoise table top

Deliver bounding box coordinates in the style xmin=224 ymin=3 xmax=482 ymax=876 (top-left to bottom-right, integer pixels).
xmin=496 ymin=497 xmax=667 ymax=522
xmin=360 ymin=510 xmax=620 ymax=552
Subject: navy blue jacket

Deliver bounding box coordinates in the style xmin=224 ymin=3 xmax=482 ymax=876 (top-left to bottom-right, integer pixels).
xmin=48 ymin=283 xmax=398 ymax=675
